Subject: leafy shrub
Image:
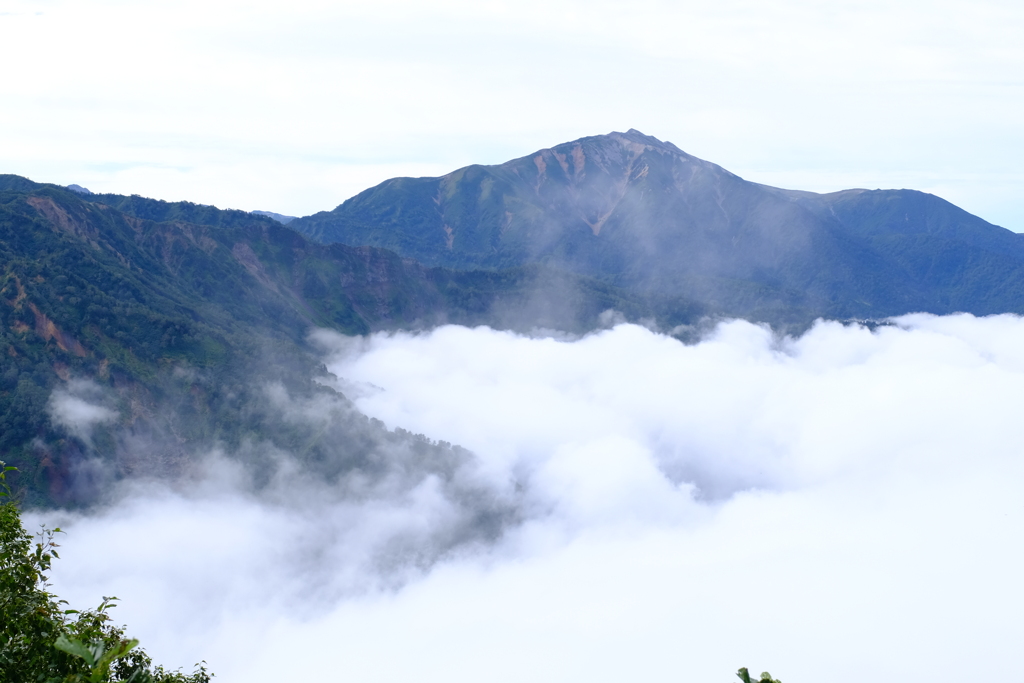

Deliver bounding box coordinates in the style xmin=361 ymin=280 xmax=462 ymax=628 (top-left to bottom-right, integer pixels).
xmin=0 ymin=462 xmax=211 ymax=683
xmin=736 ymin=667 xmax=781 ymax=683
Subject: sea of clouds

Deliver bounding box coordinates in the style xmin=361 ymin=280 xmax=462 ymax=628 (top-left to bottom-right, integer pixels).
xmin=31 ymin=313 xmax=1024 ymax=683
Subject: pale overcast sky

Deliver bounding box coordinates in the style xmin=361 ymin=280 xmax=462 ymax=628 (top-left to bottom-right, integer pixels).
xmin=2 ymin=0 xmax=1022 ymax=229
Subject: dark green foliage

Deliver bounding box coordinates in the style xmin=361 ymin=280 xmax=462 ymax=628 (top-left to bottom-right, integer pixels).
xmin=0 ymin=464 xmax=211 ymax=682
xmin=0 ymin=176 xmax=47 ymax=194
xmin=736 ymin=668 xmax=781 ymax=683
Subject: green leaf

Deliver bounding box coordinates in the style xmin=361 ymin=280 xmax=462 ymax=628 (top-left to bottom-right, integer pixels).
xmin=54 ymin=635 xmax=97 ymax=668
xmin=97 ymin=638 xmax=140 ymax=672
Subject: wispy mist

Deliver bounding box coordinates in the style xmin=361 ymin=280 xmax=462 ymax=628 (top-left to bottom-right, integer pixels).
xmin=47 ymin=379 xmax=117 ymax=443
xmin=32 ymin=314 xmax=1024 ymax=682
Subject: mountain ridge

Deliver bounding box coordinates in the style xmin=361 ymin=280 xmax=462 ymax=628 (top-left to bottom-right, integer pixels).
xmin=288 ymin=130 xmax=1024 ymax=321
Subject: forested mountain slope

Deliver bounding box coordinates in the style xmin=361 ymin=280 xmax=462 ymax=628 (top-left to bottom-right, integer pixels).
xmin=290 ymin=129 xmax=1024 ymax=320
xmin=0 ymin=177 xmax=692 ymax=506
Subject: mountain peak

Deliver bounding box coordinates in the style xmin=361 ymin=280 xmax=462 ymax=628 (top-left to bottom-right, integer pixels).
xmin=508 ymin=129 xmax=699 ymax=185
xmin=288 ymin=129 xmax=1023 ymax=324
xmin=607 ymin=128 xmax=691 ymax=158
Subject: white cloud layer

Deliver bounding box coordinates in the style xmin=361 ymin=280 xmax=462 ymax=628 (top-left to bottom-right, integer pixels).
xmin=34 ymin=314 xmax=1024 ymax=683
xmin=1 ymin=0 xmax=1022 ymax=227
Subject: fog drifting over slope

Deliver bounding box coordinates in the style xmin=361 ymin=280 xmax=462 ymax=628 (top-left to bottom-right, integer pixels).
xmin=35 ymin=314 xmax=1024 ymax=683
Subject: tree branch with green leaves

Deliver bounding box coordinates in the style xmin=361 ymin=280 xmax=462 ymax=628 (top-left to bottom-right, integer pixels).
xmin=0 ymin=461 xmax=211 ymax=683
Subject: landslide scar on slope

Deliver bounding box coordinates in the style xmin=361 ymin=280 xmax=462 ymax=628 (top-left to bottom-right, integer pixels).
xmin=581 ymin=143 xmax=649 ymax=236
xmin=552 ymin=150 xmax=570 ymax=177
xmin=571 ymin=144 xmax=586 ymax=182
xmin=533 ymin=154 xmax=548 ymax=193
xmin=27 ymin=196 xmax=96 ymax=241
xmin=231 ymin=242 xmax=278 ymax=289
xmin=28 ymin=303 xmax=87 ymax=357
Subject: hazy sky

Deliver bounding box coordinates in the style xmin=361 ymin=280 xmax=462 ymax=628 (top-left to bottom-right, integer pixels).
xmin=2 ymin=0 xmax=1023 ymax=228
xmin=36 ymin=315 xmax=1024 ymax=682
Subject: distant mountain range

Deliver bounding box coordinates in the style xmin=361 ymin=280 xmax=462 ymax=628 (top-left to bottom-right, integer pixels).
xmin=291 ymin=129 xmax=1024 ymax=322
xmin=3 ymin=130 xmax=1024 ymax=505
xmin=251 ymin=210 xmax=296 ymax=225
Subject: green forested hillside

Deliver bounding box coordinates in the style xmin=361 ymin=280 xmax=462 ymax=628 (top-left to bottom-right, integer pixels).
xmin=0 ymin=177 xmax=701 ymax=506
